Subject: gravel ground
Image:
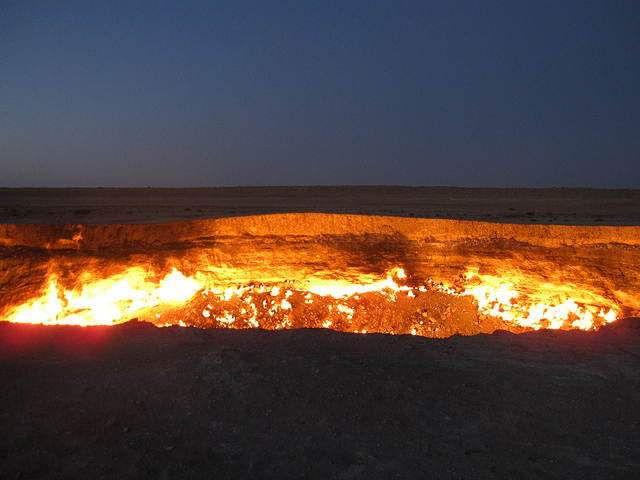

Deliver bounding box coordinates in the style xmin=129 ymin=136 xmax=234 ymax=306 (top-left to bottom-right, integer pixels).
xmin=1 ymin=319 xmax=639 ymax=479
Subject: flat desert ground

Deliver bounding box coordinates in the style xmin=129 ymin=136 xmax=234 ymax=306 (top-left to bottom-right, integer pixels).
xmin=2 ymin=185 xmax=640 ymax=225
xmin=1 ymin=187 xmax=639 ymax=479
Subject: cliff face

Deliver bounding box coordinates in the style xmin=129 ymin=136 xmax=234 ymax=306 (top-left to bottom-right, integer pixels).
xmin=1 ymin=214 xmax=639 ymax=329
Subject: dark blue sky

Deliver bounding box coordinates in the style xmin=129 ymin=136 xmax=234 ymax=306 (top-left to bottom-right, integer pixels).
xmin=2 ymin=1 xmax=639 ymax=187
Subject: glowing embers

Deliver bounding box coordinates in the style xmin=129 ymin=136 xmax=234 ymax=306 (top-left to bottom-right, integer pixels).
xmin=189 ymin=275 xmax=415 ymax=334
xmin=3 ymin=268 xmax=200 ymax=327
xmin=1 ymin=266 xmax=619 ymax=336
xmin=459 ymin=272 xmax=618 ymax=331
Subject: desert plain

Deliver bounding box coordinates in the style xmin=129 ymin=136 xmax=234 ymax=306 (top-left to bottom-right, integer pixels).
xmin=1 ymin=186 xmax=639 ymax=479
xmin=1 ymin=186 xmax=640 ymax=225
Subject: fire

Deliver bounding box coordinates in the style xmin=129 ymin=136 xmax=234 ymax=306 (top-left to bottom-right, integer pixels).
xmin=3 ymin=268 xmax=201 ymax=327
xmin=463 ymin=283 xmax=616 ymax=330
xmin=458 ymin=271 xmax=618 ymax=331
xmin=1 ymin=266 xmax=618 ymax=335
xmin=305 ymin=268 xmax=409 ymax=298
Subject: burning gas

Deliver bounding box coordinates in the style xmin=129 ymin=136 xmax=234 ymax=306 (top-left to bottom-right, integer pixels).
xmin=3 ymin=268 xmax=200 ymax=327
xmin=1 ymin=266 xmax=618 ymax=336
xmin=2 ymin=214 xmax=636 ymax=336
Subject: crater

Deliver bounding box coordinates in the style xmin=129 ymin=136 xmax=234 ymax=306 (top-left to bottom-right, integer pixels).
xmin=1 ymin=213 xmax=638 ymax=336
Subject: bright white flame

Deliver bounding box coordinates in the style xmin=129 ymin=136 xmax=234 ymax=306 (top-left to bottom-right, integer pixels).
xmin=7 ymin=281 xmax=64 ymax=325
xmin=460 ymin=277 xmax=617 ymax=331
xmin=4 ymin=268 xmax=202 ymax=327
xmin=155 ymin=269 xmax=201 ymax=302
xmin=3 ymin=265 xmax=620 ymax=334
xmin=307 ymin=268 xmax=409 ymax=298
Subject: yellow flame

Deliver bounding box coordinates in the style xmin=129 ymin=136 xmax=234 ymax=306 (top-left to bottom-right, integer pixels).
xmin=3 ymin=268 xmax=202 ymax=327
xmin=306 ymin=268 xmax=408 ymax=297
xmin=6 ymin=281 xmax=64 ymax=325
xmin=1 ymin=265 xmax=619 ymax=333
xmin=458 ymin=275 xmax=617 ymax=331
xmin=155 ymin=269 xmax=201 ymax=302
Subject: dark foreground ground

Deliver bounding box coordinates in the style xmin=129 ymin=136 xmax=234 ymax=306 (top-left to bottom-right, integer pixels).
xmin=1 ymin=319 xmax=639 ymax=479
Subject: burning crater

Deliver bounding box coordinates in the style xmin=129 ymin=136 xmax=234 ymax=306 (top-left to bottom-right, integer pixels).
xmin=1 ymin=213 xmax=638 ymax=336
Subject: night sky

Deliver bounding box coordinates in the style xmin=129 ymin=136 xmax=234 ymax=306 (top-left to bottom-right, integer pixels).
xmin=2 ymin=1 xmax=639 ymax=188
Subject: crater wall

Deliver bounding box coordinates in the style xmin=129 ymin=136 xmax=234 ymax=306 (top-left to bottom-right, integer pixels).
xmin=1 ymin=214 xmax=639 ymax=318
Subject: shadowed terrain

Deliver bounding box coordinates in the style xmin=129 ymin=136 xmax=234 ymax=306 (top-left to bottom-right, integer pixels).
xmin=2 ymin=186 xmax=640 ymax=225
xmin=1 ymin=319 xmax=639 ymax=479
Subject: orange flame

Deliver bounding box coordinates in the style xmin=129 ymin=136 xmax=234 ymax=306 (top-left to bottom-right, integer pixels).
xmin=458 ymin=271 xmax=618 ymax=331
xmin=1 ymin=266 xmax=618 ymax=334
xmin=3 ymin=268 xmax=200 ymax=327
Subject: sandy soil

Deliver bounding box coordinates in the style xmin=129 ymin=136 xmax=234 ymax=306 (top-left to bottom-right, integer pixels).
xmin=2 ymin=186 xmax=640 ymax=225
xmin=1 ymin=320 xmax=639 ymax=479
xmin=1 ymin=187 xmax=640 ymax=479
